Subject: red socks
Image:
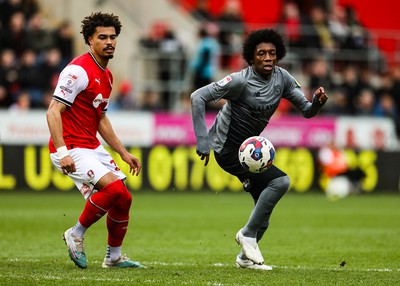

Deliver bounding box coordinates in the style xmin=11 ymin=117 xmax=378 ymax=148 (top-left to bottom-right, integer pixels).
xmin=78 ymin=179 xmax=132 ymax=247
xmin=78 ymin=180 xmax=125 ymax=227
xmin=107 ymin=186 xmax=132 ymax=246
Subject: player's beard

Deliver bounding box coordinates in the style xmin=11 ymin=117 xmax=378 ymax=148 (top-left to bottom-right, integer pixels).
xmin=103 ymin=46 xmax=115 ymax=59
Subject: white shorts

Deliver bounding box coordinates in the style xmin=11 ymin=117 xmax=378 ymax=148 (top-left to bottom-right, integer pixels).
xmin=50 ymin=145 xmax=126 ymax=199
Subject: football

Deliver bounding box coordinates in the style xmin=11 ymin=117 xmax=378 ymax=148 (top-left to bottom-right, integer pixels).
xmin=325 ymin=176 xmax=351 ymax=201
xmin=238 ymin=136 xmax=275 ymax=173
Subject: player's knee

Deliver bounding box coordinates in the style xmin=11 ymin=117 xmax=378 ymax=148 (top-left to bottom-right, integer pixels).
xmin=108 ymin=184 xmax=132 ymax=220
xmin=100 ymin=179 xmax=125 ymax=200
xmin=282 ymin=175 xmax=291 ymax=190
xmin=114 ymin=181 xmax=132 ymax=210
xmin=270 ymin=175 xmax=291 ymax=194
xmin=120 ymin=187 xmax=132 ymax=208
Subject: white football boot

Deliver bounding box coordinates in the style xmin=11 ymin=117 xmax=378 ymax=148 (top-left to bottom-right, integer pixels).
xmin=236 ymin=255 xmax=272 ymax=270
xmin=235 ymin=229 xmax=264 ymax=265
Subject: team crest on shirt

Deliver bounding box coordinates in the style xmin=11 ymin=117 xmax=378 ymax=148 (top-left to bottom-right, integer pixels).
xmin=66 ymin=73 xmax=77 ymax=87
xmin=274 ymin=85 xmax=281 ymax=95
xmin=217 ymin=75 xmax=232 ymax=86
xmin=93 ymin=93 xmax=109 ymax=108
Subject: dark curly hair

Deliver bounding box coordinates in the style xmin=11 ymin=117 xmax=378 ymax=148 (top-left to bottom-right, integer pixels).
xmin=242 ymin=29 xmax=287 ymax=65
xmin=81 ymin=12 xmax=122 ymax=45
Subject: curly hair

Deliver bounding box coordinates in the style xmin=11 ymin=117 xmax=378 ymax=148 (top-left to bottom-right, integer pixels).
xmin=242 ymin=29 xmax=287 ymax=65
xmin=81 ymin=12 xmax=122 ymax=45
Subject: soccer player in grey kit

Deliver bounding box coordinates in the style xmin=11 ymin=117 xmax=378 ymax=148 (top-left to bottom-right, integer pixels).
xmin=191 ymin=29 xmax=328 ymax=270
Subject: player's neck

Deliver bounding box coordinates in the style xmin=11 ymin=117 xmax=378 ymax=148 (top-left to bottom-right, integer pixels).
xmin=252 ymin=66 xmax=272 ymax=81
xmin=89 ymin=51 xmax=109 ymax=69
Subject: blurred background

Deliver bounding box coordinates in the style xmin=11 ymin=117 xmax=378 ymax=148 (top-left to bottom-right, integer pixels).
xmin=1 ymin=0 xmax=400 ymax=194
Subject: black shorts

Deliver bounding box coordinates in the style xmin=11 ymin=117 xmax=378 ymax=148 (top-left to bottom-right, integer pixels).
xmin=214 ymin=149 xmax=287 ymax=200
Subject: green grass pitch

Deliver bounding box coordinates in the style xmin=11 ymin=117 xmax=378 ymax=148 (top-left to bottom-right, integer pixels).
xmin=0 ymin=190 xmax=399 ymax=285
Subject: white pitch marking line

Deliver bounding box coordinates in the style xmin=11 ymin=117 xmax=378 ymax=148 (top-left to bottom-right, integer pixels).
xmin=142 ymin=261 xmax=399 ymax=272
xmin=6 ymin=258 xmax=400 ymax=272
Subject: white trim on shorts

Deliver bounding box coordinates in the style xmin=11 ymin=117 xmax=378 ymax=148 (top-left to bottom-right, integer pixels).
xmin=50 ymin=145 xmax=126 ymax=200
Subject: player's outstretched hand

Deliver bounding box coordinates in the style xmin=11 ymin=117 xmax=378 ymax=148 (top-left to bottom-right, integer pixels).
xmin=197 ymin=151 xmax=210 ymax=166
xmin=123 ymin=153 xmax=141 ymax=176
xmin=315 ymin=87 xmax=328 ymax=105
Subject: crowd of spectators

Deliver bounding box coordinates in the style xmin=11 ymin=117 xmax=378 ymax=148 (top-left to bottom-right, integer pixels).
xmin=0 ymin=0 xmax=74 ymax=110
xmin=185 ymin=0 xmax=400 ymax=135
xmin=273 ymin=1 xmax=400 ymax=136
xmin=1 ymin=0 xmax=400 ymax=136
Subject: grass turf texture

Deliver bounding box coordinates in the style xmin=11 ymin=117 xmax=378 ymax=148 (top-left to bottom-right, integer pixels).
xmin=0 ymin=191 xmax=399 ymax=285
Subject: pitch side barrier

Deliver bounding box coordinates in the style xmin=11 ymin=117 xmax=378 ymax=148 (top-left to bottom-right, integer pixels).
xmin=0 ymin=111 xmax=399 ymax=192
xmin=0 ymin=145 xmax=399 ymax=193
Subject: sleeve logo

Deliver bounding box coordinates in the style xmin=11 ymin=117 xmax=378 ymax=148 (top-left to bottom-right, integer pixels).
xmin=66 ymin=73 xmax=77 ymax=87
xmin=217 ymin=75 xmax=232 ymax=86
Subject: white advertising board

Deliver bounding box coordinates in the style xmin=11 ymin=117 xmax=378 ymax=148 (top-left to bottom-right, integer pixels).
xmin=0 ymin=111 xmax=399 ymax=151
xmin=0 ymin=110 xmax=153 ymax=146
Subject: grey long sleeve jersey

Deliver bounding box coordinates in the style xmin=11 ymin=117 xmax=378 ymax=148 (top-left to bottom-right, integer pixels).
xmin=191 ymin=66 xmax=324 ymax=156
